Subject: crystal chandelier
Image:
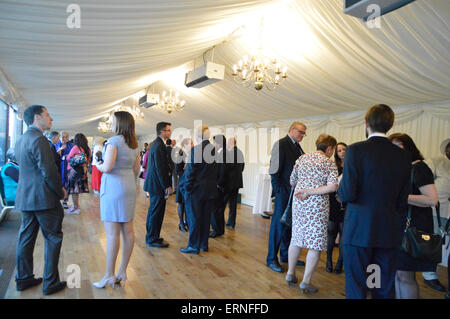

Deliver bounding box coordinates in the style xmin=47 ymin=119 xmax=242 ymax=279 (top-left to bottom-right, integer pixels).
xmin=156 ymin=89 xmax=185 ymax=114
xmin=97 ymin=104 xmax=144 ymax=132
xmin=232 ymin=18 xmax=287 ymax=91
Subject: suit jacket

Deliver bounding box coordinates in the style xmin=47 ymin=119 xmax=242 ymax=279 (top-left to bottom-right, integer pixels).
xmin=166 ymin=145 xmax=175 ymax=175
xmin=221 ymin=146 xmax=245 ymax=193
xmin=175 ymin=149 xmax=187 ymax=177
xmin=15 ymin=126 xmax=64 ymax=211
xmin=337 ymin=136 xmax=411 ymax=248
xmin=216 ymin=147 xmax=226 ymax=192
xmin=269 ymin=135 xmax=304 ymax=195
xmin=143 ymin=136 xmax=171 ymax=196
xmin=183 ymin=139 xmax=219 ymax=201
xmin=49 ymin=140 xmax=61 ymax=172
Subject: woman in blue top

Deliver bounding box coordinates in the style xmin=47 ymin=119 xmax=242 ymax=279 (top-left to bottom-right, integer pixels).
xmin=93 ymin=111 xmax=140 ymax=289
xmin=54 ymin=131 xmax=73 ymax=209
xmin=1 ymin=148 xmax=19 ymax=205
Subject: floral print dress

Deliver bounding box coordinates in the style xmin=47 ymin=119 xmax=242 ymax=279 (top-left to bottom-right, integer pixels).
xmin=290 ymin=152 xmax=338 ymax=251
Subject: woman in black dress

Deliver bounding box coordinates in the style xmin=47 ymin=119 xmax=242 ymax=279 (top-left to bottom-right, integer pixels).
xmin=176 ymin=138 xmax=193 ymax=232
xmin=326 ymin=142 xmax=347 ymax=274
xmin=388 ymin=133 xmax=438 ymax=299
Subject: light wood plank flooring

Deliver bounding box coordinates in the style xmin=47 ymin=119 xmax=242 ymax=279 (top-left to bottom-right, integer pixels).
xmin=4 ymin=181 xmax=448 ymax=299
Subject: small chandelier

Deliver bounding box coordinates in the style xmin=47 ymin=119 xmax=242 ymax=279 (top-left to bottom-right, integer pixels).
xmin=232 ymin=18 xmax=287 ymax=91
xmin=97 ymin=104 xmax=144 ymax=132
xmin=156 ymin=89 xmax=185 ymax=114
xmin=97 ymin=120 xmax=110 ymax=133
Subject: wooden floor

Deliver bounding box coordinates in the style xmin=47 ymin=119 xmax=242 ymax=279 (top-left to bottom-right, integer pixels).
xmin=4 ymin=181 xmax=448 ymax=299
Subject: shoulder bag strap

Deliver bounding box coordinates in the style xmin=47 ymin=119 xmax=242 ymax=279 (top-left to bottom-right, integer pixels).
xmin=405 ymin=165 xmax=415 ymax=231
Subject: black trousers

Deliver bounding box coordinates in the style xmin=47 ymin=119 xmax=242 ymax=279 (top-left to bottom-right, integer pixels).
xmin=327 ymin=221 xmax=344 ymax=265
xmin=343 ymin=244 xmax=399 ymax=299
xmin=145 ymin=194 xmax=166 ymax=244
xmin=225 ymin=189 xmax=239 ymax=227
xmin=186 ymin=197 xmax=215 ymax=250
xmin=211 ymin=191 xmax=226 ymax=235
xmin=16 ymin=204 xmax=64 ymax=291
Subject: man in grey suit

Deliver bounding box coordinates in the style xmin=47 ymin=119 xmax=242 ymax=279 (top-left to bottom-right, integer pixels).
xmin=15 ymin=105 xmax=67 ymax=295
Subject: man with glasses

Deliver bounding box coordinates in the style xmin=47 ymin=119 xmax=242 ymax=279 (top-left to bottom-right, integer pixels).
xmin=144 ymin=122 xmax=173 ymax=248
xmin=266 ymin=122 xmax=307 ymax=273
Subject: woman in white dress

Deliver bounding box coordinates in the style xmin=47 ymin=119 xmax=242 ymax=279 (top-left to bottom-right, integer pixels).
xmin=286 ymin=134 xmax=339 ymax=294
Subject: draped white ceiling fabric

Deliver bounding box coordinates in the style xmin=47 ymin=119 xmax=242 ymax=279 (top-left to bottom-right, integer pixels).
xmin=0 ymin=0 xmax=449 ymax=136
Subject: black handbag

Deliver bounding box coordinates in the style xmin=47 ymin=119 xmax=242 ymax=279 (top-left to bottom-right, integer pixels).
xmin=69 ymin=152 xmax=87 ymax=168
xmin=400 ymin=165 xmax=443 ymax=264
xmin=280 ymin=187 xmax=295 ymax=227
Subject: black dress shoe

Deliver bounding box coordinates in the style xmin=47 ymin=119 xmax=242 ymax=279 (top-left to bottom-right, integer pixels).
xmin=209 ymin=231 xmax=217 ymax=238
xmin=43 ymin=281 xmax=67 ymax=296
xmin=147 ymin=242 xmax=169 ymax=248
xmin=180 ymin=247 xmax=199 ymax=254
xmin=178 ymin=223 xmax=188 ymax=232
xmin=16 ymin=277 xmax=43 ymax=291
xmin=267 ymin=261 xmax=283 ymax=273
xmin=326 ymin=259 xmax=333 ymax=273
xmin=334 ymin=261 xmax=343 ymax=274
xmin=423 ymin=279 xmax=447 ymax=292
xmin=200 ymin=248 xmax=208 ymax=252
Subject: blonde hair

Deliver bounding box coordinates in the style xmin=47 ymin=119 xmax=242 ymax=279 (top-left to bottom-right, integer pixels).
xmin=195 ymin=124 xmax=210 ymax=140
xmin=93 ymin=136 xmax=105 ymax=146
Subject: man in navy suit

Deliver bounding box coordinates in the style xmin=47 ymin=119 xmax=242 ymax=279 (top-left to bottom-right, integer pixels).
xmin=338 ymin=104 xmax=411 ymax=299
xmin=144 ymin=122 xmax=173 ymax=248
xmin=180 ymin=125 xmax=219 ymax=254
xmin=266 ymin=122 xmax=307 ymax=272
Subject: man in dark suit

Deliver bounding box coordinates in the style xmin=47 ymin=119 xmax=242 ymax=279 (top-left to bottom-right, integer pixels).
xmin=210 ymin=134 xmax=227 ymax=238
xmin=144 ymin=122 xmax=173 ymax=248
xmin=15 ymin=105 xmax=67 ymax=295
xmin=224 ymin=137 xmax=245 ymax=230
xmin=47 ymin=131 xmax=61 ymax=170
xmin=180 ymin=125 xmax=219 ymax=254
xmin=338 ymin=104 xmax=411 ymax=299
xmin=266 ymin=122 xmax=307 ymax=272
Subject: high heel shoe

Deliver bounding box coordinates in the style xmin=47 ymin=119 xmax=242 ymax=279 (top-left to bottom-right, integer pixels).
xmin=286 ymin=274 xmax=298 ymax=287
xmin=114 ymin=273 xmax=127 ymax=288
xmin=92 ymin=276 xmax=116 ymax=289
xmin=299 ymin=282 xmax=318 ymax=294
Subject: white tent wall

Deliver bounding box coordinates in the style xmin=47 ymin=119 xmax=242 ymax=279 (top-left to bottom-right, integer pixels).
xmin=1 ymin=0 xmax=449 ymax=136
xmin=138 ymin=100 xmax=450 ymax=208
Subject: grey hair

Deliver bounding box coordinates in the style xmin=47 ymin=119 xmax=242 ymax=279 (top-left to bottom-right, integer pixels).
xmin=6 ymin=148 xmax=16 ymax=162
xmin=48 ymin=131 xmax=60 ymax=139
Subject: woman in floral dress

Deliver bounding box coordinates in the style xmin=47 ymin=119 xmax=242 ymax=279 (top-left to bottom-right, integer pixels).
xmin=286 ymin=134 xmax=339 ymax=294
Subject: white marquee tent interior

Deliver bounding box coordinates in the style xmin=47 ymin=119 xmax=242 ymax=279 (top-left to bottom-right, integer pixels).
xmin=0 ymin=0 xmax=449 ymax=207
